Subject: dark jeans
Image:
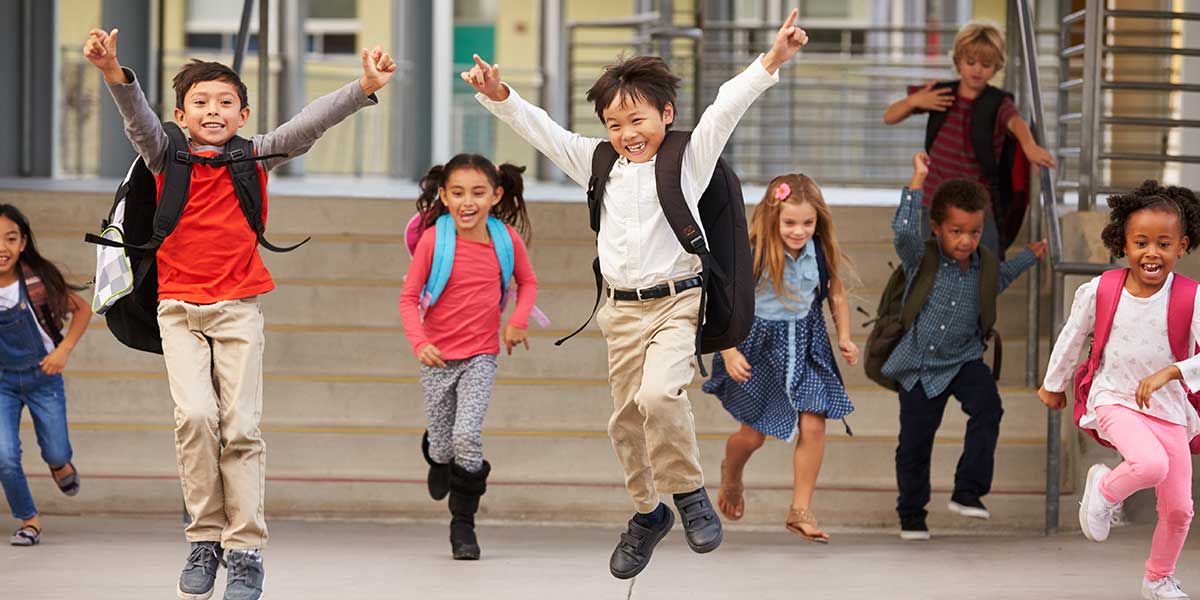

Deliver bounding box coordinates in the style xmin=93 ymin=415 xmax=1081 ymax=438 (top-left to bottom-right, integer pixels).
xmin=895 ymin=359 xmax=1003 ymax=519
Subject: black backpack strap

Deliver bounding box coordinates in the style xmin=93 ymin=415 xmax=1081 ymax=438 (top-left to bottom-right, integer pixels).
xmin=588 ymin=142 xmax=620 ymax=234
xmin=224 ymin=136 xmax=308 ymax=253
xmin=557 ymin=142 xmax=620 ymax=346
xmin=554 ymin=257 xmax=602 ymax=346
xmin=971 ymin=85 xmax=1011 ymax=184
xmin=812 ymin=235 xmax=830 ymax=305
xmin=923 ymin=80 xmax=959 ymax=152
xmin=654 ymin=131 xmax=708 ymax=254
xmin=653 ymin=130 xmax=713 ymax=374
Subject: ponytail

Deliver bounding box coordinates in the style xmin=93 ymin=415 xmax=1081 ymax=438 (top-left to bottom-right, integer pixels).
xmin=493 ymin=163 xmax=531 ymax=243
xmin=413 ymin=155 xmax=533 ymax=244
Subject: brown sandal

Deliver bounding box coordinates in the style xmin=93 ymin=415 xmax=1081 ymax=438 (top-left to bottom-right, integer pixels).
xmin=717 ymin=460 xmax=745 ymax=521
xmin=786 ymin=507 xmax=829 ymax=543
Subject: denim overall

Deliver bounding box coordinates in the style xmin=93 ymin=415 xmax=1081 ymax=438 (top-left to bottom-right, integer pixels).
xmin=0 ymin=276 xmax=72 ymax=520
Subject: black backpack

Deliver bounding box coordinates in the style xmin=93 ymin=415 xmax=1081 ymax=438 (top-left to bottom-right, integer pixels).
xmin=862 ymin=239 xmax=1002 ymax=391
xmin=84 ymin=122 xmax=306 ymax=354
xmin=925 ymin=81 xmax=1030 ymax=256
xmin=555 ymin=130 xmax=755 ymax=372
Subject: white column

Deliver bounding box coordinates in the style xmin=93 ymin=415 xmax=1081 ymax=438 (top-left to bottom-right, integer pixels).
xmin=430 ymin=0 xmax=453 ymax=163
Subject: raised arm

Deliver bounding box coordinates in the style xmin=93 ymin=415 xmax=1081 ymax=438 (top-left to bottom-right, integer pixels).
xmin=254 ymin=46 xmax=393 ymax=171
xmin=883 ymin=81 xmax=954 ymax=125
xmin=465 ymin=55 xmax=599 ymax=187
xmin=893 ymin=152 xmax=931 ymax=272
xmin=88 ymin=29 xmax=169 ymax=173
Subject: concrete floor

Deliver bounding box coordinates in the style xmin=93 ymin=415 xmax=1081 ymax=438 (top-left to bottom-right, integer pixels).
xmin=1 ymin=516 xmax=1196 ymax=600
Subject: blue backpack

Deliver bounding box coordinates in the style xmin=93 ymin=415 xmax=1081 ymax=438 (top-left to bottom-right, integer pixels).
xmin=418 ymin=213 xmax=514 ymax=309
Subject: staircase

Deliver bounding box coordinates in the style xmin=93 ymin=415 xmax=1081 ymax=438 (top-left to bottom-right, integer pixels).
xmin=4 ymin=185 xmax=1076 ymax=532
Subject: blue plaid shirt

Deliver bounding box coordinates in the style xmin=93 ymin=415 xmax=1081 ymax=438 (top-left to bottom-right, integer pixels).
xmin=881 ymin=187 xmax=1038 ymax=397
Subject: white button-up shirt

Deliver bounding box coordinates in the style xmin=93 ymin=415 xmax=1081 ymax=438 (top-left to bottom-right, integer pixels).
xmin=476 ymin=57 xmax=778 ymax=289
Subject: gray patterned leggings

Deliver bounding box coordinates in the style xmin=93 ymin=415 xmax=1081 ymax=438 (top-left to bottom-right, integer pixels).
xmin=419 ymin=354 xmax=497 ymax=473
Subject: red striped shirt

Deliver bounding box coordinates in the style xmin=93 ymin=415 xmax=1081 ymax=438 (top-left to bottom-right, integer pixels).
xmin=922 ymin=94 xmax=1019 ymax=204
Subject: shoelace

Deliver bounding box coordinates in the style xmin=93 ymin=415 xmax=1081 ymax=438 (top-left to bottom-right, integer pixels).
xmin=184 ymin=544 xmax=223 ymax=572
xmin=1159 ymin=576 xmax=1184 ymax=593
xmin=227 ymin=553 xmax=262 ymax=586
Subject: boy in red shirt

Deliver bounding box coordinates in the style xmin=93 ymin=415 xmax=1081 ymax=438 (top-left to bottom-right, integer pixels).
xmin=884 ymin=21 xmax=1054 ymax=255
xmin=86 ymin=28 xmax=394 ymax=600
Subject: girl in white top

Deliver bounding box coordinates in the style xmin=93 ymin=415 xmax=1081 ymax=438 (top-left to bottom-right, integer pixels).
xmin=1040 ymin=181 xmax=1200 ymax=600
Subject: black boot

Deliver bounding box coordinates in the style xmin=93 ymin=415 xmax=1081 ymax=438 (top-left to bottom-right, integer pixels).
xmin=422 ymin=431 xmax=450 ymax=501
xmin=448 ymin=460 xmax=490 ymax=560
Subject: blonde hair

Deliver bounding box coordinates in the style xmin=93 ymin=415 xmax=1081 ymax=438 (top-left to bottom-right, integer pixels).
xmin=749 ymin=174 xmax=848 ymax=302
xmin=952 ymin=21 xmax=1006 ymax=70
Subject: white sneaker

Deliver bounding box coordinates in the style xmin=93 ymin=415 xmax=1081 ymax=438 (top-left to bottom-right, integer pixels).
xmin=1079 ymin=463 xmax=1120 ymax=542
xmin=1143 ymin=576 xmax=1190 ymax=599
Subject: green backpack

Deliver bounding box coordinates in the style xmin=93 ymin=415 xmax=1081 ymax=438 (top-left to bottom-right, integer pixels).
xmin=863 ymin=239 xmax=1001 ymax=391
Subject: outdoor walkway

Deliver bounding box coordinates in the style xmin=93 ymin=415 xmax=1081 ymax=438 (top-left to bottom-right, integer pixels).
xmin=1 ymin=516 xmax=1195 ymax=599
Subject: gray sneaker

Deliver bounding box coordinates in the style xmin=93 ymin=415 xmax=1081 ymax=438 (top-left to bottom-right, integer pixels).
xmin=223 ymin=550 xmax=265 ymax=600
xmin=178 ymin=541 xmax=223 ymax=600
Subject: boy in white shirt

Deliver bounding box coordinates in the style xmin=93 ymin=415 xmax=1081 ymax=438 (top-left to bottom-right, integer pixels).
xmin=462 ymin=10 xmax=809 ymax=579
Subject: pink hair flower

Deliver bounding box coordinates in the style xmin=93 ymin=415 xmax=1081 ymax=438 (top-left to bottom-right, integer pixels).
xmin=774 ymin=182 xmax=791 ymax=201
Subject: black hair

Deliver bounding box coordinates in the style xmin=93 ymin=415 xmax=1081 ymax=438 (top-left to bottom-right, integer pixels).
xmin=173 ymin=59 xmax=249 ymax=110
xmin=585 ymin=55 xmax=681 ymax=126
xmin=415 ymin=154 xmax=531 ymax=243
xmin=0 ymin=204 xmax=83 ymax=324
xmin=1101 ymin=179 xmax=1200 ymax=258
xmin=930 ymin=179 xmax=990 ymax=223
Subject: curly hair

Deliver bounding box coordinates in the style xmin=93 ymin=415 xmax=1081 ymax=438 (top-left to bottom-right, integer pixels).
xmin=1100 ymin=180 xmax=1200 ymax=258
xmin=930 ymin=179 xmax=990 ymax=224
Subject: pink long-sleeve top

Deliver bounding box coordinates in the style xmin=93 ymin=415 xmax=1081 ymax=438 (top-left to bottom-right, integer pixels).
xmin=399 ymin=223 xmax=538 ymax=360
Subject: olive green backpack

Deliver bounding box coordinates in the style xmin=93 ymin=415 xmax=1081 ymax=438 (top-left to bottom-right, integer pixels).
xmin=863 ymin=239 xmax=1001 ymax=391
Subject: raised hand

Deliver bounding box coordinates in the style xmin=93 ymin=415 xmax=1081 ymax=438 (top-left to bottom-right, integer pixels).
xmin=460 ymin=54 xmax=507 ymax=102
xmin=908 ymin=81 xmax=955 ymax=113
xmin=761 ymin=9 xmax=809 ymax=74
xmin=909 ymin=151 xmax=931 ymax=190
xmin=359 ymin=45 xmax=397 ymax=96
xmin=83 ymin=28 xmax=126 ymax=84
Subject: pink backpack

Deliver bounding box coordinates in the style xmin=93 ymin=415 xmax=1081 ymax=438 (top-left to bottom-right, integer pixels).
xmin=1072 ymin=268 xmax=1200 ymax=453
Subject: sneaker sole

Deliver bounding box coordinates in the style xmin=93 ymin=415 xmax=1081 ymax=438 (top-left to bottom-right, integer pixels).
xmin=1080 ymin=464 xmax=1109 ymax=543
xmin=899 ymin=531 xmax=931 ymax=541
xmin=176 ymin=583 xmax=214 ymax=600
xmin=947 ymin=501 xmax=991 ymax=520
xmin=611 ymin=509 xmax=675 ymax=580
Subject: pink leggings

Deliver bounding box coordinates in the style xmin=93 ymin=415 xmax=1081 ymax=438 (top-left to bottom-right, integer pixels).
xmin=1096 ymin=405 xmax=1194 ymax=580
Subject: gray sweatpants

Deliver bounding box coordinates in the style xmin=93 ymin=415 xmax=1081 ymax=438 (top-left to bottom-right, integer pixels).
xmin=419 ymin=354 xmax=497 ymax=473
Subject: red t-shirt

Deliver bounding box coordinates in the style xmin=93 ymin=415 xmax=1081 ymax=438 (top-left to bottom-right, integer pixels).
xmin=398 ymin=224 xmax=538 ymax=360
xmin=153 ymin=147 xmax=274 ymax=303
xmin=922 ymin=94 xmax=1020 ymax=203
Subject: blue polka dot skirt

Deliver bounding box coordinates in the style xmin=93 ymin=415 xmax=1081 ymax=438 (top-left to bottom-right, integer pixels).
xmin=702 ymin=306 xmax=854 ymax=441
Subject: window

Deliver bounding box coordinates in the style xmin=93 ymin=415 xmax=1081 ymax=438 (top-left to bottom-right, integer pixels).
xmin=184 ymin=0 xmax=359 ymax=55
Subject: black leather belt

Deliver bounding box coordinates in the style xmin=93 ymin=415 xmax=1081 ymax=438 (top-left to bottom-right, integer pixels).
xmin=609 ymin=276 xmax=703 ymax=301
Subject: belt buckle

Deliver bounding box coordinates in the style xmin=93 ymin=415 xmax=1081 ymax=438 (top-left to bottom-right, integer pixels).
xmin=636 ymin=287 xmax=647 ymax=301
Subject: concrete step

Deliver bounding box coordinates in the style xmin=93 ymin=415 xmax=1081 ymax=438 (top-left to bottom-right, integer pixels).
xmin=21 ymin=425 xmax=1061 ymax=493
xmin=58 ymin=372 xmax=1054 ymax=439
xmin=67 ymin=318 xmax=1053 ymax=392
xmin=15 ymin=470 xmax=1076 ymax=531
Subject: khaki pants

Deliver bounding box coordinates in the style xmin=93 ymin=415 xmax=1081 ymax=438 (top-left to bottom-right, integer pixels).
xmin=596 ymin=286 xmax=704 ymax=513
xmin=158 ymin=297 xmax=267 ymax=550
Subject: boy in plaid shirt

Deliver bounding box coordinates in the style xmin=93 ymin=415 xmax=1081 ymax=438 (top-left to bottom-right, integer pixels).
xmin=886 ymin=152 xmax=1045 ymax=540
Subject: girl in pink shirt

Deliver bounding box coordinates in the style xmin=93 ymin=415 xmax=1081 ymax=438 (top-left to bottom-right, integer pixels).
xmin=399 ymin=154 xmax=538 ymax=561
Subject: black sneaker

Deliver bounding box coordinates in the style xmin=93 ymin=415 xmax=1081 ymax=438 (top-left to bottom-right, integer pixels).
xmin=948 ymin=493 xmax=991 ymax=520
xmin=673 ymin=488 xmax=723 ymax=553
xmin=609 ymin=506 xmax=675 ymax=580
xmin=177 ymin=541 xmax=223 ymax=600
xmin=223 ymin=550 xmax=264 ymax=600
xmin=899 ymin=514 xmax=930 ymax=541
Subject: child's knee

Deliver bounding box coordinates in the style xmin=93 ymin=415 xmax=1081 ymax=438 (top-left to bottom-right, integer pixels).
xmin=740 ymin=428 xmax=766 ymax=450
xmin=1159 ymin=498 xmax=1194 ymax=528
xmin=0 ymin=444 xmax=21 ymax=473
xmin=798 ymin=415 xmax=826 ymax=441
xmin=1127 ymin=452 xmax=1170 ymax=486
xmin=175 ymin=403 xmax=218 ymax=433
